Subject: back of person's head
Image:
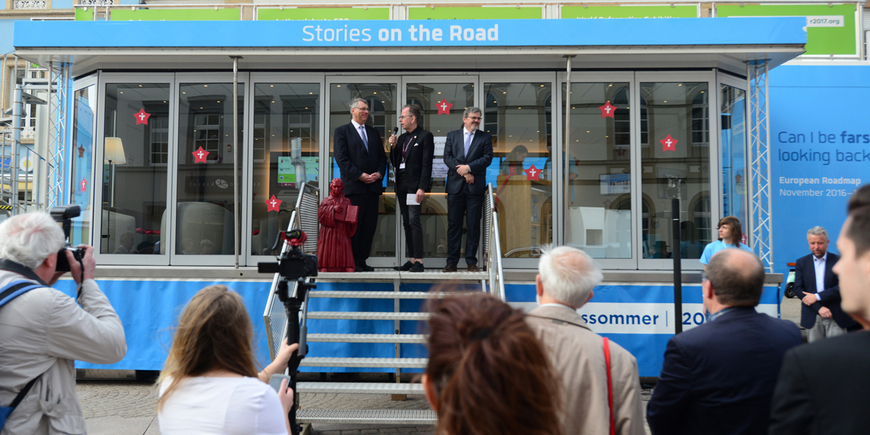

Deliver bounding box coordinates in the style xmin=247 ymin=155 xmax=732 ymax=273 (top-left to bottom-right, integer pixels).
xmin=718 ymin=216 xmax=743 ymax=245
xmin=424 ymin=292 xmax=562 ymax=435
xmin=538 ymin=246 xmax=602 ymax=309
xmin=706 ymin=249 xmax=765 ymax=307
xmin=157 ymin=285 xmax=257 ymax=410
xmin=845 ymin=188 xmax=870 ymax=259
xmin=848 ymin=184 xmax=870 ymax=213
xmin=0 ymin=211 xmax=64 ymax=270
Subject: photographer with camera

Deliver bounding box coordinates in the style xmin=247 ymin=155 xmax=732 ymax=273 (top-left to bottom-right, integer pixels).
xmin=0 ymin=210 xmax=126 ymax=434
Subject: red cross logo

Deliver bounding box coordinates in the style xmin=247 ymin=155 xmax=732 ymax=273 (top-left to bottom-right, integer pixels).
xmin=192 ymin=146 xmax=209 ymax=163
xmin=80 ymin=177 xmax=87 ymax=192
xmin=525 ymin=164 xmax=540 ymax=181
xmin=599 ymin=101 xmax=617 ymax=118
xmin=436 ymin=98 xmax=453 ymax=115
xmin=135 ymin=108 xmax=151 ymax=126
xmin=660 ymin=134 xmax=678 ymax=152
xmin=266 ymin=195 xmax=282 ymax=212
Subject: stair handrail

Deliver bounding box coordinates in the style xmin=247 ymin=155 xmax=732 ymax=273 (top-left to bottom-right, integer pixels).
xmin=263 ymin=182 xmax=319 ymax=360
xmin=484 ymin=183 xmax=506 ymax=301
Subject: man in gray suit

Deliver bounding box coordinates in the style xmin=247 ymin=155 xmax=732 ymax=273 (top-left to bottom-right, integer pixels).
xmin=442 ymin=107 xmax=493 ymax=272
xmin=526 ymin=246 xmax=645 ymax=435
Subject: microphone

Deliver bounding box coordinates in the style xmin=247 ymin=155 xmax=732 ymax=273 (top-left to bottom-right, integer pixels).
xmin=388 ymin=127 xmax=399 ymax=150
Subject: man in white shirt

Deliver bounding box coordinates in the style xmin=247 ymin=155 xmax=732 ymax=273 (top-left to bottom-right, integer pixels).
xmin=793 ymin=226 xmax=859 ymax=342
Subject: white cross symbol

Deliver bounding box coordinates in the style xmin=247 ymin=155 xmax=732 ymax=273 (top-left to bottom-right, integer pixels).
xmin=529 ymin=168 xmax=537 ymax=177
xmin=270 ymin=199 xmax=277 ymax=208
xmin=605 ymin=105 xmax=612 ymax=114
xmin=440 ymin=102 xmax=448 ymax=111
xmin=197 ymin=150 xmax=205 ymax=159
xmin=80 ymin=179 xmax=86 ymax=191
xmin=138 ymin=112 xmax=146 ymax=121
xmin=665 ymin=139 xmax=673 ymax=147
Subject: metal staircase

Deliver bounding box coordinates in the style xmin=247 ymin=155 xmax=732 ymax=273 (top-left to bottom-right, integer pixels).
xmin=263 ymin=182 xmax=505 ymax=425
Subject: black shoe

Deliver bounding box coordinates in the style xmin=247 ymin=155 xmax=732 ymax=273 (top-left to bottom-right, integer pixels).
xmin=410 ymin=262 xmax=424 ymax=273
xmin=356 ymin=263 xmax=375 ymax=272
xmin=442 ymin=263 xmax=457 ymax=273
xmin=467 ymin=264 xmax=480 ymax=273
xmin=394 ymin=261 xmax=413 ymax=271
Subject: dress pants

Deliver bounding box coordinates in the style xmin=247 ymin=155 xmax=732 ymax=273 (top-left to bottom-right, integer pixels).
xmin=446 ymin=189 xmax=484 ymax=266
xmin=396 ymin=172 xmax=424 ymax=259
xmin=807 ymin=314 xmax=847 ymax=342
xmin=346 ymin=192 xmax=379 ymax=267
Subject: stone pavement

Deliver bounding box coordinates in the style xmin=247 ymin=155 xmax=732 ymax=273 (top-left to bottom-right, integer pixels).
xmin=76 ymin=295 xmax=802 ymax=435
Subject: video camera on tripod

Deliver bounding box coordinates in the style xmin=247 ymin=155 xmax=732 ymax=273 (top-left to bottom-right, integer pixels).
xmin=258 ymin=229 xmax=317 ymax=435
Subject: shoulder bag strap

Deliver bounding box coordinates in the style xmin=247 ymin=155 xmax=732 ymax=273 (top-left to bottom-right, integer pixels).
xmin=604 ymin=336 xmax=615 ymax=435
xmin=1 ymin=280 xmax=47 ymax=414
xmin=0 ymin=281 xmax=44 ymax=308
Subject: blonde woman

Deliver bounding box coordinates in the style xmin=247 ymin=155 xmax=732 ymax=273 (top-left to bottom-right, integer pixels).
xmin=157 ymin=285 xmax=297 ymax=435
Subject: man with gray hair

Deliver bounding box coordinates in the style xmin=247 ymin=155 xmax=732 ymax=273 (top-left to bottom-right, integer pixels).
xmin=333 ymin=97 xmax=387 ymax=271
xmin=526 ymin=246 xmax=645 ymax=435
xmin=0 ymin=211 xmax=126 ymax=434
xmin=794 ymin=226 xmax=858 ymax=342
xmin=442 ymin=107 xmax=493 ymax=272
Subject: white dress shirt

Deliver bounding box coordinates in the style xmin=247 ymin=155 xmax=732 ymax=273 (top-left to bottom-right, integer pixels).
xmin=813 ymin=253 xmax=827 ymax=301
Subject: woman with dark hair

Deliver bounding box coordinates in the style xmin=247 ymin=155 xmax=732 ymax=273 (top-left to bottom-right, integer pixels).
xmin=499 ymin=145 xmax=529 ymax=176
xmin=700 ymin=216 xmax=752 ymax=268
xmin=157 ymin=285 xmax=297 ymax=435
xmin=422 ymin=293 xmax=562 ymax=435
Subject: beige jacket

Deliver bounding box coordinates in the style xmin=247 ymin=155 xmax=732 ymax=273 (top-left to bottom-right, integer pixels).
xmin=0 ymin=270 xmax=126 ymax=435
xmin=527 ymin=304 xmax=645 ymax=435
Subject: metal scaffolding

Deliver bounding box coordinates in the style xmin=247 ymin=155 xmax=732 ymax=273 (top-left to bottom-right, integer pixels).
xmin=47 ymin=61 xmax=71 ymax=209
xmin=746 ymin=59 xmax=774 ymax=272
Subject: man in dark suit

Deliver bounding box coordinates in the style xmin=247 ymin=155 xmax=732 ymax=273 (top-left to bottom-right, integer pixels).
xmin=646 ymin=248 xmax=802 ymax=435
xmin=387 ymin=104 xmax=433 ymax=273
xmin=769 ymin=187 xmax=870 ymax=434
xmin=442 ymin=107 xmax=493 ymax=273
xmin=333 ymin=98 xmax=387 ymax=271
xmin=794 ymin=226 xmax=858 ymax=342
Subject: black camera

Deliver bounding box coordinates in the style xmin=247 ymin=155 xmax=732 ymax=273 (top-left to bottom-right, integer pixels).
xmin=257 ymin=229 xmax=318 ymax=281
xmin=50 ymin=205 xmax=85 ymax=272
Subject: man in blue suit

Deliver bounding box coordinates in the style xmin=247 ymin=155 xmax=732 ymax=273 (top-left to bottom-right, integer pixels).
xmin=333 ymin=98 xmax=387 ymax=272
xmin=442 ymin=107 xmax=493 ymax=273
xmin=794 ymin=226 xmax=858 ymax=342
xmin=647 ymin=248 xmax=802 ymax=435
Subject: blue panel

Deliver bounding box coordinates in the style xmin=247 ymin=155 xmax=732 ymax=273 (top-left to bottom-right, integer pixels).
xmin=53 ymin=279 xmax=275 ymax=371
xmin=14 ymin=18 xmax=806 ymax=49
xmin=769 ymin=64 xmax=870 ymax=280
xmin=52 ymin=0 xmax=73 ymax=9
xmin=0 ymin=20 xmax=16 ymax=54
xmin=51 ymin=278 xmax=780 ymax=377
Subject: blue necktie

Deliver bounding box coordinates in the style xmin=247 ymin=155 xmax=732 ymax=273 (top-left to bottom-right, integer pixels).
xmin=359 ymin=125 xmax=369 ymax=153
xmin=464 ymin=131 xmax=473 ymax=157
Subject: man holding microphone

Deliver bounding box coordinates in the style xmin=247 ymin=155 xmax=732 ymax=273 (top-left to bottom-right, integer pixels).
xmin=388 ymin=104 xmax=434 ymax=272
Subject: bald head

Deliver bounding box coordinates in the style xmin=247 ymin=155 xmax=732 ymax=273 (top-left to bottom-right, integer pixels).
xmin=538 ymin=246 xmax=602 ymax=308
xmin=706 ymin=249 xmax=765 ymax=307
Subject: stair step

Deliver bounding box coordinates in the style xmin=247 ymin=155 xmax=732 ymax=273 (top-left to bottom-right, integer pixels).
xmin=309 ymin=290 xmax=481 ymax=299
xmin=316 ymin=270 xmax=486 ymax=282
xmin=297 ymin=382 xmax=423 ymax=395
xmin=300 ymin=357 xmax=427 ymax=369
xmin=307 ymin=333 xmax=426 ymax=343
xmin=308 ymin=311 xmax=430 ymax=321
xmin=297 ymin=408 xmax=436 ymax=425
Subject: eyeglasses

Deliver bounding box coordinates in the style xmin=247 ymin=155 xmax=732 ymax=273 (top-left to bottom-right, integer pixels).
xmin=466 ymin=116 xmax=482 ymax=121
xmin=399 ymin=115 xmax=414 ymax=119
